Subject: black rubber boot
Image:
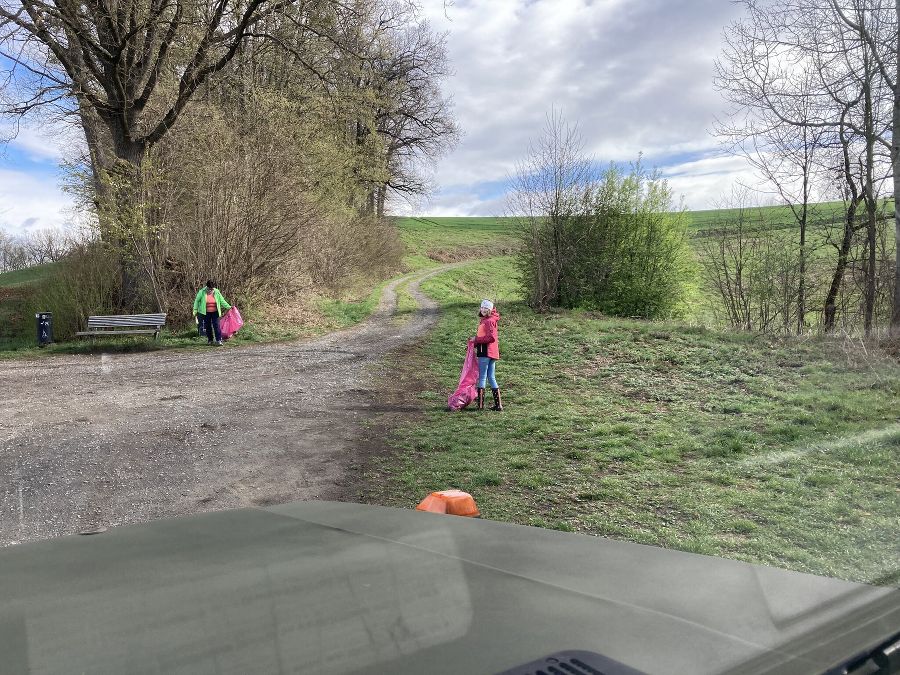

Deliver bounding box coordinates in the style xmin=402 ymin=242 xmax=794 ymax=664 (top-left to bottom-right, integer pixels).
xmin=476 ymin=388 xmax=485 ymax=410
xmin=490 ymin=388 xmax=503 ymax=411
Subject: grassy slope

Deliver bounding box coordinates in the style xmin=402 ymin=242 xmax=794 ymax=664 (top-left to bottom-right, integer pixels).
xmin=396 ymin=216 xmax=521 ymax=270
xmin=0 ymin=264 xmax=57 ymax=288
xmin=368 ymin=235 xmax=900 ymax=585
xmin=687 ymin=201 xmax=847 ymax=230
xmin=0 ymin=265 xmax=53 ymax=352
xmin=393 ymin=201 xmax=862 ymax=243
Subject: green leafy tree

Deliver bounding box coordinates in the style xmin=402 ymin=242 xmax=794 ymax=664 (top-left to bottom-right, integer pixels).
xmin=512 ymin=113 xmax=690 ymax=319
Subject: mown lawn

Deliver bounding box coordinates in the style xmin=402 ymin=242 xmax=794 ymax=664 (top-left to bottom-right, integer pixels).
xmin=365 ymin=256 xmax=900 ymax=586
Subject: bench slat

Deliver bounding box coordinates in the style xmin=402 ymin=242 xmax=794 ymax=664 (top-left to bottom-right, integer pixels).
xmin=76 ymin=329 xmax=161 ymax=336
xmin=87 ymin=321 xmax=165 ymax=327
xmin=87 ymin=313 xmax=166 ymax=328
xmin=87 ymin=314 xmax=166 ymax=320
xmin=88 ymin=314 xmax=165 ymax=321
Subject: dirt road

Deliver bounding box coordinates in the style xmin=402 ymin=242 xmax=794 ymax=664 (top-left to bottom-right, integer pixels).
xmin=0 ymin=266 xmax=451 ymax=546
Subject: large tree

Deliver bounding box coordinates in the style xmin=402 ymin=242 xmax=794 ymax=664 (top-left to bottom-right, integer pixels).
xmin=330 ymin=0 xmax=456 ymax=216
xmin=715 ymin=65 xmax=829 ymax=333
xmin=0 ymin=0 xmax=331 ymax=172
xmin=0 ymin=0 xmax=434 ymax=306
xmin=1 ymin=0 xmax=314 ymax=306
xmin=828 ymin=0 xmax=900 ymax=333
xmin=370 ymin=18 xmax=458 ymax=215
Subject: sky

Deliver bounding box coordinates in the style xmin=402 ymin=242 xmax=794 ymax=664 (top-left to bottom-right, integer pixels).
xmin=0 ymin=0 xmax=754 ymax=234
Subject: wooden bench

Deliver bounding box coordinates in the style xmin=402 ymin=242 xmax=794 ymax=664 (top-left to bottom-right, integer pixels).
xmin=76 ymin=313 xmax=167 ymax=340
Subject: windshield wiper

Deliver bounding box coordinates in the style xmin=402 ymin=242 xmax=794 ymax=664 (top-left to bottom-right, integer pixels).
xmin=825 ymin=632 xmax=900 ymax=675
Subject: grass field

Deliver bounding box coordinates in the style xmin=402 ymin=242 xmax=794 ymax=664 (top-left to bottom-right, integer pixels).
xmin=395 ymin=201 xmax=861 ymax=256
xmin=685 ymin=201 xmax=853 ymax=231
xmin=396 ymin=216 xmax=522 ymax=270
xmin=365 ymin=255 xmax=900 ymax=585
xmin=0 ymin=264 xmax=57 ymax=287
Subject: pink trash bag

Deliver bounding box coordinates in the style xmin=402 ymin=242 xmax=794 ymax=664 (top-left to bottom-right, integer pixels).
xmin=219 ymin=306 xmax=244 ymax=340
xmin=448 ymin=340 xmax=479 ymax=411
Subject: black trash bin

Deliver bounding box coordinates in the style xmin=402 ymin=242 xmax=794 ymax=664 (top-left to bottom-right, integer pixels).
xmin=36 ymin=312 xmax=53 ymax=347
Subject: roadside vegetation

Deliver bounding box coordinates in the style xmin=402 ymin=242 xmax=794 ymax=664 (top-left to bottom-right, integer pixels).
xmin=365 ymin=255 xmax=900 ymax=586
xmin=3 ymin=197 xmax=895 ymax=354
xmin=0 ymin=263 xmax=394 ymax=358
xmin=1 ymin=1 xmax=459 ymax=347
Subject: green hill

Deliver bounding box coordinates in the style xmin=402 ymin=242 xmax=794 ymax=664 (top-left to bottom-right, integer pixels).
xmin=395 ymin=200 xmax=873 ymax=264
xmin=0 ymin=268 xmax=45 ymax=350
xmin=0 ymin=263 xmax=56 ymax=289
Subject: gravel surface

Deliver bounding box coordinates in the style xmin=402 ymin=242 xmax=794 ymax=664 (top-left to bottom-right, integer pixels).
xmin=0 ymin=266 xmax=452 ymax=546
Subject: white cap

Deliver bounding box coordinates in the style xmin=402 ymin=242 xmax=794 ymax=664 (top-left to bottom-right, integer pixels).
xmin=480 ymin=299 xmax=494 ymax=312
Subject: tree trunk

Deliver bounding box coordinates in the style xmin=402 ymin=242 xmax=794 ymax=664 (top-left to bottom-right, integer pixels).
xmin=863 ymin=71 xmax=876 ymax=337
xmin=892 ymin=0 xmax=900 ymax=334
xmin=824 ymin=204 xmax=859 ymax=333
xmin=864 ymin=198 xmax=877 ymax=336
xmin=798 ymin=200 xmax=807 ymax=335
xmin=78 ymin=104 xmax=111 ymax=204
xmin=552 ymin=217 xmax=563 ymax=306
xmin=364 ymin=190 xmax=376 ymax=216
xmin=95 ymin=120 xmax=148 ymax=311
xmin=376 ymin=185 xmax=387 ymax=217
xmin=77 ymin=105 xmax=151 ymax=310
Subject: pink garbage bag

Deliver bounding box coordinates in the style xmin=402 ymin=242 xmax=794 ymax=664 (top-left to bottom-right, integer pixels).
xmin=448 ymin=340 xmax=479 ymax=411
xmin=219 ymin=306 xmax=244 ymax=340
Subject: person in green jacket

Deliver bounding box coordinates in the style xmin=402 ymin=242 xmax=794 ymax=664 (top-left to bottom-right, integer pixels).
xmin=193 ymin=280 xmax=231 ymax=346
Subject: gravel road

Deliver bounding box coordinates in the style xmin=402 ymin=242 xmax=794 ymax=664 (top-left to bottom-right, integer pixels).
xmin=0 ymin=266 xmax=452 ymax=546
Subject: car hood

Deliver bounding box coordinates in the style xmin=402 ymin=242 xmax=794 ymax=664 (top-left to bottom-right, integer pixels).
xmin=1 ymin=501 xmax=897 ymax=674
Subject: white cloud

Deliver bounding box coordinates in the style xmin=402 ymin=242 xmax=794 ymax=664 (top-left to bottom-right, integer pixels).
xmin=662 ymin=155 xmax=759 ymax=211
xmin=1 ymin=120 xmax=83 ymax=162
xmin=413 ymin=0 xmax=748 ymax=213
xmin=0 ymin=119 xmax=85 ymax=234
xmin=0 ymin=168 xmax=75 ymax=234
xmin=404 ymin=189 xmax=510 ymax=218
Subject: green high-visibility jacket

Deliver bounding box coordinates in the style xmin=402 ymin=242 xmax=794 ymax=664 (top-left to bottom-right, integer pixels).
xmin=193 ymin=287 xmax=231 ymax=317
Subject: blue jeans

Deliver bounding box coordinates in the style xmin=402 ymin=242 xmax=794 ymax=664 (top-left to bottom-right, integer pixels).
xmin=202 ymin=312 xmax=221 ymax=342
xmin=477 ymin=357 xmax=499 ymax=389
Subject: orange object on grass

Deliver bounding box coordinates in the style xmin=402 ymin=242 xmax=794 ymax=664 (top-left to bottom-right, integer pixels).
xmin=416 ymin=490 xmax=480 ymax=517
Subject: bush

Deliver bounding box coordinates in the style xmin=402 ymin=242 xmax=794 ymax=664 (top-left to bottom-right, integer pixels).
xmin=696 ymin=203 xmax=803 ymax=333
xmin=557 ymin=164 xmax=688 ymax=317
xmin=512 ymin=114 xmax=690 ymax=319
xmin=27 ymin=241 xmax=120 ymax=340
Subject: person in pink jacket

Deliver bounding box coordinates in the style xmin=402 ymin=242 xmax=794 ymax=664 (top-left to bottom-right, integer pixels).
xmin=471 ymin=299 xmax=503 ymax=411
